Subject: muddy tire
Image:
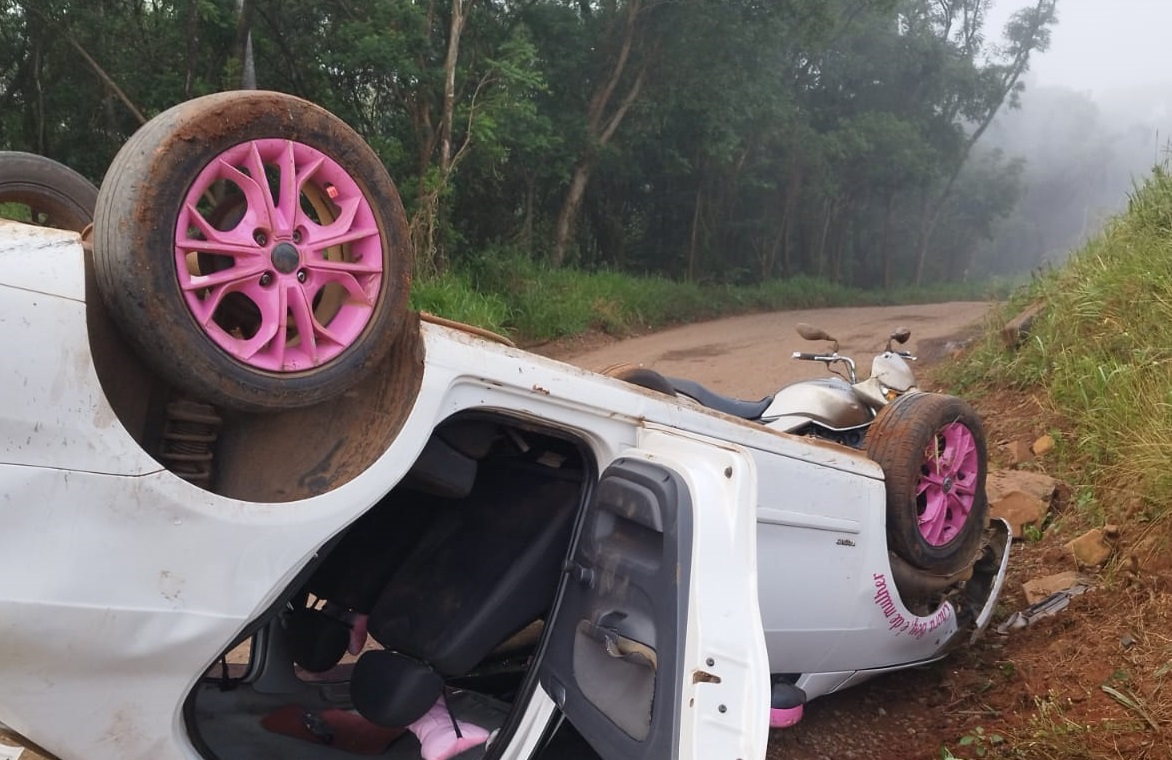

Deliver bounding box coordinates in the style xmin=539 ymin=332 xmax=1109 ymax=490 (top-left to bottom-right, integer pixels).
xmin=0 ymin=151 xmax=98 ymax=232
xmin=93 ymin=91 xmax=412 ymax=412
xmin=865 ymin=392 xmax=988 ymax=574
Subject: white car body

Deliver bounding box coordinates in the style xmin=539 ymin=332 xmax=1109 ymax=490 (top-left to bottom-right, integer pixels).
xmin=0 ymin=222 xmax=1009 ymax=760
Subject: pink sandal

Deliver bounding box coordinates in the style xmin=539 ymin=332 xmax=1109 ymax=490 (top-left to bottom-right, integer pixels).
xmin=407 ymin=697 xmax=490 ymax=760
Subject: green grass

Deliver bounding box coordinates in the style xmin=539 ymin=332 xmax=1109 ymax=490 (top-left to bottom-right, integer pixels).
xmin=416 ymin=246 xmax=1012 ymax=344
xmin=0 ymin=201 xmax=32 ymax=222
xmin=942 ymin=165 xmax=1172 ymax=529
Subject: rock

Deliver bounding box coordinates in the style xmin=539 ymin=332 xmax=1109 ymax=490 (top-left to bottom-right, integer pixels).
xmin=1022 ymin=570 xmax=1087 ymax=605
xmin=987 ymin=469 xmax=1060 ymax=503
xmin=1001 ymin=301 xmax=1046 ymax=348
xmin=1004 ymin=439 xmax=1035 ymax=466
xmin=1032 ymin=434 xmax=1055 ymax=456
xmin=1065 ymin=528 xmax=1114 ymax=568
xmin=990 ymin=489 xmax=1049 ymax=539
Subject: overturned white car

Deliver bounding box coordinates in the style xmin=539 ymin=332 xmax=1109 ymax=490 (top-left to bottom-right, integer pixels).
xmin=0 ymin=92 xmax=1009 ymax=760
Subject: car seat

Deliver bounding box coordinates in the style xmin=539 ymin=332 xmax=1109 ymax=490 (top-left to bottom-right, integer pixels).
xmin=350 ymin=464 xmax=579 ymax=727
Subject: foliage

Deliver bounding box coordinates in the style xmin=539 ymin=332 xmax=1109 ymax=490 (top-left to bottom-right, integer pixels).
xmin=0 ymin=0 xmax=1060 ymax=291
xmin=417 ymin=243 xmax=1004 ymax=342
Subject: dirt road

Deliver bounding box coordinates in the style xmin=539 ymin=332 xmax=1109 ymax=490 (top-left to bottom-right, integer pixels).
xmin=553 ymin=301 xmax=993 ymax=397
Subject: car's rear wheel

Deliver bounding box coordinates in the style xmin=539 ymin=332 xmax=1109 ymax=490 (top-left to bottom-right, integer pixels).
xmin=0 ymin=151 xmax=98 ymax=232
xmin=865 ymin=392 xmax=988 ymax=574
xmin=93 ymin=91 xmax=412 ymax=412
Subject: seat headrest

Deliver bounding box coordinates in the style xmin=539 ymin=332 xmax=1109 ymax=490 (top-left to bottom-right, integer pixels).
xmin=351 ymin=650 xmax=444 ymax=727
xmin=286 ymin=608 xmax=350 ymax=674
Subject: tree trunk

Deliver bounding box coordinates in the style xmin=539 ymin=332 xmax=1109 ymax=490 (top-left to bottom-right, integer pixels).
xmin=687 ymin=183 xmax=704 ymax=282
xmin=184 ymin=0 xmax=199 ymax=98
xmin=32 ymin=30 xmax=44 ymax=154
xmin=521 ymin=170 xmax=536 ymax=255
xmin=550 ymin=0 xmax=651 ymax=266
xmin=553 ymin=162 xmax=595 ymax=268
xmin=880 ymin=192 xmax=895 ymax=289
xmin=914 ymin=0 xmax=1056 ymax=284
xmin=778 ymin=169 xmax=801 ymax=278
xmin=233 ymin=0 xmax=256 ymax=89
xmin=816 ymin=197 xmax=835 ymax=278
xmin=411 ymin=0 xmax=474 ymax=275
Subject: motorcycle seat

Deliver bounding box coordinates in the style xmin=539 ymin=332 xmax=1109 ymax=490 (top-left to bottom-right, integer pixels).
xmin=666 ymin=376 xmax=774 ymax=420
xmin=600 ymin=363 xmax=773 ymax=420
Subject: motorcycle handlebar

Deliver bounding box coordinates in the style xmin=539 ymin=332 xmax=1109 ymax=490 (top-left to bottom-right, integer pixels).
xmin=793 ymin=351 xmax=829 ymax=361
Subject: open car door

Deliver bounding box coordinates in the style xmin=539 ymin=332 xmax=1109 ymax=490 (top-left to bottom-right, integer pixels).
xmin=539 ymin=427 xmax=769 ymax=760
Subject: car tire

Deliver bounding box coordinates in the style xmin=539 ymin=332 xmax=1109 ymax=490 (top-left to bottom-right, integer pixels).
xmin=93 ymin=91 xmax=412 ymax=412
xmin=0 ymin=151 xmax=98 ymax=232
xmin=865 ymin=392 xmax=988 ymax=575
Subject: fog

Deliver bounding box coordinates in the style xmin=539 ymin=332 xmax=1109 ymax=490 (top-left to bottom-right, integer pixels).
xmin=972 ymin=0 xmax=1172 ymax=275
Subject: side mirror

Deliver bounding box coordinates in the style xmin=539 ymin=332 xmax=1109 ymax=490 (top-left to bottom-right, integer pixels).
xmin=796 ymin=322 xmax=838 ymax=353
xmin=796 ymin=322 xmax=832 ymax=341
xmin=886 ymin=327 xmax=911 ymax=353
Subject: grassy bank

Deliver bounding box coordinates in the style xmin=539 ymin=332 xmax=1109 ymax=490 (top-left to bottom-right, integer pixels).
xmin=936 ymin=168 xmax=1172 ymax=759
xmin=411 ymin=250 xmax=1016 ymax=344
xmin=946 ymin=167 xmax=1172 ymax=532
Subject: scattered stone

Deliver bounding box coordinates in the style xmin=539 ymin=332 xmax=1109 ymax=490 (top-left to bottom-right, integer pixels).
xmin=1022 ymin=571 xmax=1089 ymax=605
xmin=1120 ymin=634 xmax=1137 ymax=649
xmin=990 ymin=490 xmax=1050 ymax=539
xmin=1032 ymin=434 xmax=1055 ymax=456
xmin=987 ymin=469 xmax=1060 ymax=503
xmin=1065 ymin=528 xmax=1114 ymax=568
xmin=1001 ymin=301 xmax=1046 ymax=348
xmin=1004 ymin=439 xmax=1035 ymax=466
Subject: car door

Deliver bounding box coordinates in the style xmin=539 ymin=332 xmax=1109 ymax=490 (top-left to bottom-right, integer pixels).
xmin=538 ymin=426 xmax=770 ymax=760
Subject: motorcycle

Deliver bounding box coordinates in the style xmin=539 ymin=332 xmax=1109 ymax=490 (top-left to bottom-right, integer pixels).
xmin=607 ymin=322 xmax=918 ymax=448
xmin=759 ymin=322 xmax=918 ymax=446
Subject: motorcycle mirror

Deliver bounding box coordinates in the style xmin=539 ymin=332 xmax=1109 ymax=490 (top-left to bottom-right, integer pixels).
xmin=796 ymin=322 xmax=838 ymax=353
xmin=890 ymin=327 xmax=911 ymax=345
xmin=796 ymin=322 xmax=832 ymax=341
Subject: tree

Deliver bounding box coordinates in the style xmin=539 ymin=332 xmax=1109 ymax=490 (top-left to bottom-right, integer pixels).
xmin=908 ymin=0 xmax=1057 ymax=284
xmin=549 ymin=0 xmax=661 ymax=266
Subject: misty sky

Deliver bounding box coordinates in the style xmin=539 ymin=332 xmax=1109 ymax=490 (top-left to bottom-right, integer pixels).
xmin=987 ymin=0 xmax=1172 ymax=96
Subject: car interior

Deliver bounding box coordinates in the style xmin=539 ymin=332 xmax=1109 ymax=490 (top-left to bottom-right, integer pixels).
xmin=184 ymin=412 xmax=599 ymax=760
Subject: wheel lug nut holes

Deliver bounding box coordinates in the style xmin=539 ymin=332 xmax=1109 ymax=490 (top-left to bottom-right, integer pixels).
xmin=297 ymin=269 xmax=308 ymax=283
xmin=259 ymin=272 xmax=273 ymax=287
xmin=292 ymin=229 xmax=303 ymax=244
xmin=254 ymin=230 xmax=268 ymax=246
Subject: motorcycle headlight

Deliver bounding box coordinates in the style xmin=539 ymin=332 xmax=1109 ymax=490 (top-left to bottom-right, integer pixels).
xmin=883 ymin=386 xmax=900 ymax=402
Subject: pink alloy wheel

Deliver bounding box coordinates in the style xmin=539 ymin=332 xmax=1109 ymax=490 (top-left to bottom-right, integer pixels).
xmin=916 ymin=421 xmax=979 ymax=546
xmin=174 ymin=138 xmax=384 ymax=372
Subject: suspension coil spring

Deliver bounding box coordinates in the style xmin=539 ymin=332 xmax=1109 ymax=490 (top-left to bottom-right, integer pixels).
xmin=158 ymin=397 xmax=222 ymax=487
